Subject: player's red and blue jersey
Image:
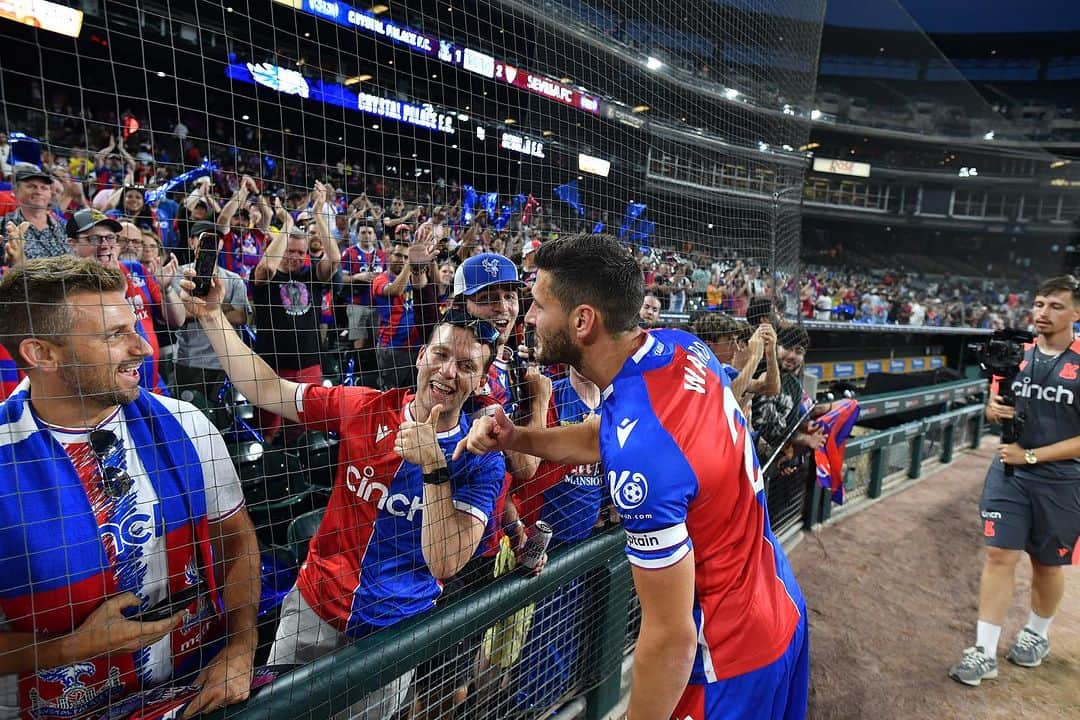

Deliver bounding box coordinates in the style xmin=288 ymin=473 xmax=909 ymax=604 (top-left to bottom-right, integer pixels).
xmin=293 ymin=385 xmax=504 ymax=638
xmin=372 ymin=272 xmax=418 ymax=348
xmin=120 ymin=261 xmax=167 ymax=395
xmin=0 ymin=344 xmax=20 ymax=401
xmin=601 ymin=328 xmax=803 ymax=684
xmin=518 ymin=378 xmax=603 ymax=543
xmin=340 ymin=245 xmax=386 ymax=305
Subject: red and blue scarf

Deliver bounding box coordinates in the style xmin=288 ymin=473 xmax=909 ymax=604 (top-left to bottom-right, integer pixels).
xmin=0 ymin=382 xmax=222 ymax=719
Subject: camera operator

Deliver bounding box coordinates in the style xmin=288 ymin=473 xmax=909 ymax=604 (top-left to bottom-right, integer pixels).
xmin=949 ymin=275 xmax=1080 ymax=687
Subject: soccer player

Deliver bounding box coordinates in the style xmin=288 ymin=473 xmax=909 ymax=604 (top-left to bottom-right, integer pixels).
xmin=949 ymin=275 xmax=1080 ymax=686
xmin=455 ymin=234 xmax=808 ymax=720
xmin=183 ymin=273 xmax=506 ymax=719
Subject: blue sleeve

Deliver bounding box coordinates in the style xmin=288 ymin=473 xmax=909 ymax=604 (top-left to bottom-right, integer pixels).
xmin=450 ymin=450 xmax=505 ymax=527
xmin=605 ymin=402 xmax=698 ymax=570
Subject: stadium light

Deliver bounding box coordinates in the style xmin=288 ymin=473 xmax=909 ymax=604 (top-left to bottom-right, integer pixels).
xmin=1050 ymin=160 xmax=1071 ymax=169
xmin=724 ymin=88 xmax=739 ymax=100
xmin=646 ymin=57 xmax=663 ymax=71
xmin=344 ymin=74 xmax=372 ymax=85
xmin=632 ymin=105 xmax=650 ymax=113
xmin=810 ymin=109 xmax=822 ymax=120
xmin=370 ymin=4 xmax=389 ymax=14
xmin=983 ymin=130 xmax=995 ymax=140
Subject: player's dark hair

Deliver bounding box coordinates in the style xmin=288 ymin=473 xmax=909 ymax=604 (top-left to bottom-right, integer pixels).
xmin=693 ymin=313 xmax=745 ymax=343
xmin=777 ymin=324 xmax=810 ymax=351
xmin=1036 ymin=275 xmax=1080 ymax=305
xmin=534 ymin=233 xmax=643 ymax=333
xmin=0 ymin=256 xmax=127 ymax=368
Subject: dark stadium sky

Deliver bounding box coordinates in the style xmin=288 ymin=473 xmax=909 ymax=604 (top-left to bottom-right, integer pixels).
xmin=825 ymin=0 xmax=1080 ymax=33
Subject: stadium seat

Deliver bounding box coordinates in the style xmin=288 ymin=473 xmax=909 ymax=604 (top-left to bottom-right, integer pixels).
xmin=287 ymin=507 xmax=326 ymax=566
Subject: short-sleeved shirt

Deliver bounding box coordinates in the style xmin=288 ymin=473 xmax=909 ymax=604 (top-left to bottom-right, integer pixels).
xmin=252 ymin=266 xmax=324 ymax=371
xmin=994 ymin=340 xmax=1080 ymax=482
xmin=371 ymin=272 xmax=418 ymax=348
xmin=293 ymin=384 xmax=505 ymax=637
xmin=519 ymin=378 xmax=604 ymax=543
xmin=340 ymin=245 xmax=386 ymax=306
xmin=0 ymin=209 xmax=70 ymax=260
xmin=120 ymin=262 xmax=165 ymax=393
xmin=601 ymin=328 xmax=803 ymax=683
xmin=0 ymin=391 xmax=244 ymax=718
xmin=220 ymin=228 xmax=266 ymax=286
xmin=171 ymin=264 xmax=251 ymax=371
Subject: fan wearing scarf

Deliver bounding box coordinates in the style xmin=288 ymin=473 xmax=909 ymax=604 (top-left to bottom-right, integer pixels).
xmin=0 ymin=256 xmax=260 ymax=720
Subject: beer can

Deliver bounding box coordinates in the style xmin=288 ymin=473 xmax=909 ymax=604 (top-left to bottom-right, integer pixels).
xmin=521 ymin=521 xmax=553 ymax=570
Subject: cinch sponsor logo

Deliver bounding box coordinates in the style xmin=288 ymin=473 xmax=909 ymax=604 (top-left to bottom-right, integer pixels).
xmin=346 ymin=464 xmax=423 ymax=521
xmin=1012 ymin=377 xmax=1076 ymax=404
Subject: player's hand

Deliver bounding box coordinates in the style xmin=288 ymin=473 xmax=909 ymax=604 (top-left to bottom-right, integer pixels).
xmin=182 ymin=632 xmax=256 ymax=719
xmin=998 ymin=443 xmax=1026 ymax=466
xmin=747 ymin=327 xmax=765 ymax=357
xmin=453 ymin=405 xmax=516 ymax=459
xmin=987 ymin=394 xmax=1015 ymax=423
xmin=395 ymin=403 xmax=448 ymax=472
xmin=65 ymin=593 xmax=184 ymax=660
xmin=179 ymin=268 xmax=224 ymax=318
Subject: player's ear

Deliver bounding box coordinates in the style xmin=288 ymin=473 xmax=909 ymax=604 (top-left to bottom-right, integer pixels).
xmin=416 ymin=344 xmax=427 ymax=369
xmin=573 ymin=305 xmax=598 ymax=339
xmin=20 ymin=338 xmax=61 ymax=372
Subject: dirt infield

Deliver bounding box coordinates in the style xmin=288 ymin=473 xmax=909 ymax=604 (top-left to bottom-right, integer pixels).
xmin=789 ymin=438 xmax=1080 ymax=720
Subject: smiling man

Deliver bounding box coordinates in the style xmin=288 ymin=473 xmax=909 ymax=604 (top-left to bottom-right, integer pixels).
xmin=950 ymin=275 xmax=1080 ymax=687
xmin=184 ymin=272 xmax=506 ymax=720
xmin=0 ymin=256 xmax=260 ymax=720
xmin=455 ymin=234 xmax=807 ymax=720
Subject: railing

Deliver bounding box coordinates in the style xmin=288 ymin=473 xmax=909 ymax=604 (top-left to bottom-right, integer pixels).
xmin=212 ymin=376 xmax=990 ymax=720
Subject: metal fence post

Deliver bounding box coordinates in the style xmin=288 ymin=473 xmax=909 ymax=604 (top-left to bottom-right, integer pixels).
xmin=941 ymin=422 xmax=955 ymax=464
xmin=867 ymin=447 xmax=884 ymax=499
xmin=909 ymin=433 xmax=924 ymax=478
xmin=584 ymin=555 xmax=632 ymax=720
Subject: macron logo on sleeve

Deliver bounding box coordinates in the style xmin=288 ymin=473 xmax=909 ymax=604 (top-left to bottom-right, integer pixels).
xmin=616 ymin=418 xmax=638 ymax=448
xmin=376 ymin=424 xmax=392 ymax=443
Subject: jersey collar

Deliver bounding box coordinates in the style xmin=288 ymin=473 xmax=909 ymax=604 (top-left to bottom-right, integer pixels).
xmin=403 ymin=398 xmax=463 ymax=439
xmin=601 ymin=333 xmax=658 ymax=401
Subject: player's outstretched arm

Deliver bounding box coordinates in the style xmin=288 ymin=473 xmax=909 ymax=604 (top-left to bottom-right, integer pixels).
xmin=453 ymin=405 xmax=600 ymax=466
xmin=626 ymin=553 xmax=698 ymax=720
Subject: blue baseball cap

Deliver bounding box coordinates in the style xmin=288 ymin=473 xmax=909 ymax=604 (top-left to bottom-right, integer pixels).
xmin=453 ymin=253 xmax=523 ymax=297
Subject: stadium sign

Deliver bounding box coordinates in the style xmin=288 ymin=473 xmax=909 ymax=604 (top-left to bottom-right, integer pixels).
xmin=500 ymin=132 xmax=545 ymax=158
xmin=225 ymin=62 xmax=456 ymax=135
xmin=275 ymin=0 xmax=602 ymax=117
xmin=812 ymin=157 xmax=871 ymax=178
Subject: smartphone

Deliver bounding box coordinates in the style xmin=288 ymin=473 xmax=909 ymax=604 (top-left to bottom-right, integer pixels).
xmin=192 ymin=232 xmax=218 ymax=297
xmin=132 ymin=581 xmax=205 ymax=622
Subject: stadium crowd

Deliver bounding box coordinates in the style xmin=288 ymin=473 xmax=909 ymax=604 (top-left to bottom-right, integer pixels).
xmin=0 ymin=120 xmax=1030 ymax=720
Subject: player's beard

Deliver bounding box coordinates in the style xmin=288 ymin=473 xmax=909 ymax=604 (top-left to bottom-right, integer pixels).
xmin=534 ymin=322 xmax=582 ymax=367
xmin=58 ymin=359 xmax=141 ymax=410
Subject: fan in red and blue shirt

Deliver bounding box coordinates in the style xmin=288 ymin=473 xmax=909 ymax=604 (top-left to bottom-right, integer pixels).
xmin=120 ymin=260 xmax=169 ymax=395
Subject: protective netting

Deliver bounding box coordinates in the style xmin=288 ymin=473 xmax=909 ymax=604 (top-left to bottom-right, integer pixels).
xmin=0 ymin=1 xmax=825 ymax=719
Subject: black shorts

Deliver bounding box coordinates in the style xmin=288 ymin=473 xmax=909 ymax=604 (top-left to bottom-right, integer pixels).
xmin=980 ymin=461 xmax=1080 ymax=566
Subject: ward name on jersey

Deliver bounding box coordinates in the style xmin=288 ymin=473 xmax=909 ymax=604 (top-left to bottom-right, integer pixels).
xmin=292 ymin=384 xmax=505 ymax=637
xmin=600 ymin=328 xmax=804 ymax=683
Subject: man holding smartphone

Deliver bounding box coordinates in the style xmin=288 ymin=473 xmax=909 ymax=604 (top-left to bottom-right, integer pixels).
xmin=170 ymin=221 xmax=252 ymax=401
xmin=0 ymin=256 xmax=260 ymax=720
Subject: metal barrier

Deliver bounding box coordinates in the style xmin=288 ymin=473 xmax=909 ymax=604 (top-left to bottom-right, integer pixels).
xmin=213 ymin=377 xmax=989 ymax=720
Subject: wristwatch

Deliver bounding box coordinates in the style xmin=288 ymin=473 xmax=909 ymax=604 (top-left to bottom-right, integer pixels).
xmin=1024 ymin=449 xmax=1038 ymax=465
